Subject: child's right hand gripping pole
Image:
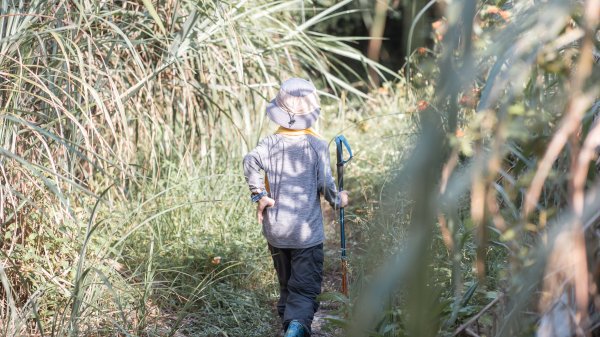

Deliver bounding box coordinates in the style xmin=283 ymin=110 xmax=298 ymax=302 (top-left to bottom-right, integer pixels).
xmin=335 ymin=135 xmax=352 ymax=296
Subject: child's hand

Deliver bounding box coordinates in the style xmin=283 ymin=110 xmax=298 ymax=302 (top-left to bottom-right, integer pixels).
xmin=340 ymin=191 xmax=349 ymax=208
xmin=257 ymin=196 xmax=275 ymax=223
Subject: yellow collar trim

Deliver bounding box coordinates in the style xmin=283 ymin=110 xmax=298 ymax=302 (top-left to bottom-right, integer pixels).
xmin=274 ymin=126 xmax=322 ymax=139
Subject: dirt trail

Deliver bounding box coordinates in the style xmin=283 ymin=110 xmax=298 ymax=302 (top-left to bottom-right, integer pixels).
xmin=310 ymin=274 xmax=343 ymax=337
xmin=311 ymin=203 xmax=345 ymax=337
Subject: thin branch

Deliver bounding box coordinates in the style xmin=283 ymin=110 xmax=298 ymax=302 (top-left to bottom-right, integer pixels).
xmin=523 ymin=0 xmax=600 ymax=217
xmin=452 ymin=294 xmax=503 ymax=337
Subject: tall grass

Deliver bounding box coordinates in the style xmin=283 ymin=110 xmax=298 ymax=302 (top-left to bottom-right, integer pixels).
xmin=339 ymin=0 xmax=600 ymax=336
xmin=8 ymin=0 xmax=600 ymax=336
xmin=0 ymin=0 xmax=396 ymax=335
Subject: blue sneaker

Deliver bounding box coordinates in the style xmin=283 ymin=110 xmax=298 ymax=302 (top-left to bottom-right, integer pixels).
xmin=284 ymin=320 xmax=306 ymax=337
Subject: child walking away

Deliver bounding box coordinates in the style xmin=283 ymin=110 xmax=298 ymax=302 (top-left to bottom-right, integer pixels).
xmin=243 ymin=78 xmax=348 ymax=337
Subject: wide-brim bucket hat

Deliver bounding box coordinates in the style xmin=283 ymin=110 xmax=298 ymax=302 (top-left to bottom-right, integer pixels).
xmin=266 ymin=78 xmax=320 ymax=130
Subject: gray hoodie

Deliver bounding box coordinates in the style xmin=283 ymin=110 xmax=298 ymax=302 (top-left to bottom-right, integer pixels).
xmin=243 ymin=134 xmax=340 ymax=248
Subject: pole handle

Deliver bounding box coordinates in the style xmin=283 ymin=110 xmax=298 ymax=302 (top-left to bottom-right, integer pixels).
xmin=335 ymin=135 xmax=353 ymax=166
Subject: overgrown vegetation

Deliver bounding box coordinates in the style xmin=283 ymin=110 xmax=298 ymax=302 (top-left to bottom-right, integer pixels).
xmin=337 ymin=1 xmax=600 ymax=337
xmin=0 ymin=0 xmax=393 ymax=335
xmin=3 ymin=0 xmax=600 ymax=336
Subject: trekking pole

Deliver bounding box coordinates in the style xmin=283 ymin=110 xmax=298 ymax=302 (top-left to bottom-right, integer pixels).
xmin=335 ymin=135 xmax=353 ymax=296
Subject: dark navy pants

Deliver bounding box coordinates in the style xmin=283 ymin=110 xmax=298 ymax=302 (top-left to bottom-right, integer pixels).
xmin=268 ymin=243 xmax=324 ymax=335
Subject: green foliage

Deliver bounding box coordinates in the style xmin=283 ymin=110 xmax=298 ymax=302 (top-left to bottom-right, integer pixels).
xmin=4 ymin=0 xmax=599 ymax=336
xmin=324 ymin=1 xmax=600 ymax=337
xmin=0 ymin=0 xmax=392 ymax=335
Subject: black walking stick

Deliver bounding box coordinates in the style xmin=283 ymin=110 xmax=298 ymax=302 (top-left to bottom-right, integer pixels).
xmin=335 ymin=135 xmax=353 ymax=296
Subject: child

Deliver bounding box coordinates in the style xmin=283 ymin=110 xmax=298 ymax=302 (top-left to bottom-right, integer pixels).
xmin=243 ymin=78 xmax=348 ymax=337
